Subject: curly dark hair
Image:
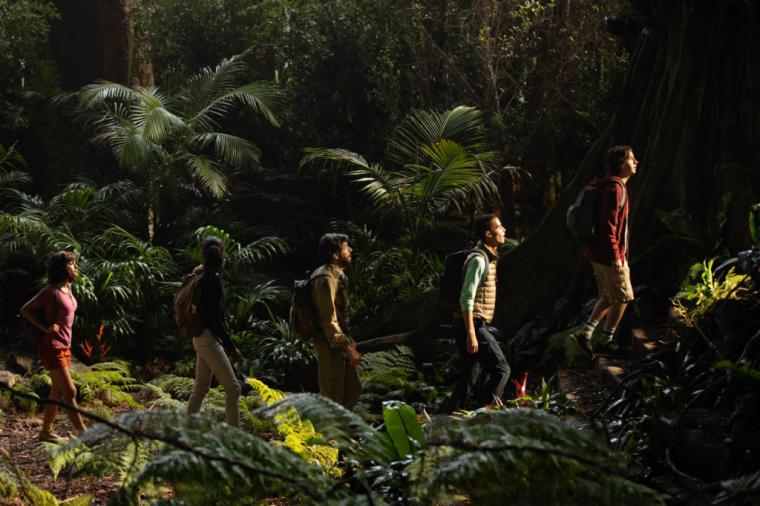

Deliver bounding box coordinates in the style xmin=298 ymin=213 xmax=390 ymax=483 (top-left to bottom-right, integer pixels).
xmin=605 ymin=145 xmax=633 ymax=176
xmin=318 ymin=233 xmax=349 ymax=264
xmin=47 ymin=251 xmax=77 ymax=284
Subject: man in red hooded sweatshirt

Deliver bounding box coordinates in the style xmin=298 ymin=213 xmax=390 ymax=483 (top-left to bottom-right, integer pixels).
xmin=573 ymin=145 xmax=638 ymax=356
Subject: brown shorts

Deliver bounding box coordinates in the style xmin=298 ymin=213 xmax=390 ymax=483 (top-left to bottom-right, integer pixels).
xmin=37 ymin=343 xmax=71 ymax=371
xmin=591 ymin=260 xmax=634 ymax=305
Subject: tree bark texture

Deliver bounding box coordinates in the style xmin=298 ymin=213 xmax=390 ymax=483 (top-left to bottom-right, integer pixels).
xmin=495 ymin=0 xmax=760 ymax=333
xmin=50 ymin=0 xmax=153 ymax=89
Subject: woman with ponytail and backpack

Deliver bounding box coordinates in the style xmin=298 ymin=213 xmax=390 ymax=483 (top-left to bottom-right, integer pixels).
xmin=20 ymin=251 xmax=87 ymax=441
xmin=185 ymin=236 xmax=243 ymax=427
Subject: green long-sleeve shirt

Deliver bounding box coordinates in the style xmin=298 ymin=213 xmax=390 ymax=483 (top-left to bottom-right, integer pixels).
xmin=459 ymin=254 xmax=487 ymax=312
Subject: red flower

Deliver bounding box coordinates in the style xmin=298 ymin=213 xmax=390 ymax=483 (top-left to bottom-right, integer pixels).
xmin=513 ymin=371 xmax=529 ymax=402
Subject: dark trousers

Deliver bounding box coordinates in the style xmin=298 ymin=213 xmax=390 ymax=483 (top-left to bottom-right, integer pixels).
xmin=448 ymin=318 xmax=511 ymax=412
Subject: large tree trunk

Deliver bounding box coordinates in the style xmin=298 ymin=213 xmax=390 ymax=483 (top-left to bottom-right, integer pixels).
xmin=495 ymin=0 xmax=760 ymax=333
xmin=50 ymin=0 xmax=153 ymax=89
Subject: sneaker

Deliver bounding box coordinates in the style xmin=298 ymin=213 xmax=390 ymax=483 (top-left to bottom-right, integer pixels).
xmin=37 ymin=431 xmax=67 ymax=443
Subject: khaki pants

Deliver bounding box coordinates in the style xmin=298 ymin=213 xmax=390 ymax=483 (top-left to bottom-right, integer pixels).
xmin=187 ymin=329 xmax=241 ymax=427
xmin=314 ymin=337 xmax=362 ymax=410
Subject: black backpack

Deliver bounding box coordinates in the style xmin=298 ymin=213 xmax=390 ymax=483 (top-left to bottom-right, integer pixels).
xmin=566 ymin=178 xmax=626 ymax=244
xmin=439 ymin=247 xmax=489 ymax=307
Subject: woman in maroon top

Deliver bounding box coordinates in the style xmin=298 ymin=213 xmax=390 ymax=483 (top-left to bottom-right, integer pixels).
xmin=21 ymin=251 xmax=86 ymax=441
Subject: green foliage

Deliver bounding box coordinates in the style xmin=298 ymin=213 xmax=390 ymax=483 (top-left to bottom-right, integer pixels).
xmin=0 ymin=0 xmax=59 ymax=129
xmin=1 ymin=448 xmax=91 ymax=506
xmin=714 ymin=360 xmax=760 ymax=384
xmin=0 ymin=142 xmax=30 ymax=186
xmin=673 ymin=259 xmax=749 ymax=324
xmin=750 ymin=203 xmax=760 ymax=245
xmin=303 ymin=106 xmax=499 ymax=292
xmin=382 ymin=400 xmax=425 ymax=458
xmin=712 ymin=469 xmax=760 ymax=505
xmin=0 ymin=183 xmax=175 ymax=345
xmin=645 ymin=194 xmax=733 ymax=287
xmin=149 ymin=374 xmax=196 ymax=402
xmin=422 ymin=409 xmax=665 ymax=505
xmin=242 ymin=318 xmax=315 ymax=386
xmin=0 ymin=469 xmax=17 ymax=499
xmin=135 ymin=0 xmax=261 ymax=83
xmin=357 ymin=346 xmax=437 ymax=412
xmin=507 ymin=376 xmax=572 ymax=416
xmin=187 ymin=225 xmax=289 ymax=279
xmin=54 ymin=411 xmax=334 ymax=504
xmin=69 ymin=55 xmax=283 ymax=239
xmin=71 ymin=361 xmax=142 ymax=410
xmin=322 ymin=220 xmax=453 ymax=319
xmin=260 ymin=393 xmax=664 ymax=505
xmin=303 ymin=106 xmax=499 ymax=227
xmin=7 ymin=380 xmax=40 ymax=414
xmin=247 ymin=377 xmax=340 ymax=473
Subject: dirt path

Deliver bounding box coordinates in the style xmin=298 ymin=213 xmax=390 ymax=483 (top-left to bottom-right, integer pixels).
xmin=1 ymin=412 xmax=117 ymax=505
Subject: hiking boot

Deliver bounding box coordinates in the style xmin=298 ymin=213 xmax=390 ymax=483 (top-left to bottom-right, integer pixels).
xmin=597 ymin=339 xmax=624 ymax=357
xmin=570 ymin=332 xmax=594 ymax=359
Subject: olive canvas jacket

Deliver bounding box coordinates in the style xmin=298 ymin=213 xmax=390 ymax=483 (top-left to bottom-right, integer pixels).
xmin=310 ymin=263 xmax=351 ymax=348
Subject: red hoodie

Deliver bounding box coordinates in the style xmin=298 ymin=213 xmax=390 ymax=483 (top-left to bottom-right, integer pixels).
xmin=583 ymin=176 xmax=629 ymax=266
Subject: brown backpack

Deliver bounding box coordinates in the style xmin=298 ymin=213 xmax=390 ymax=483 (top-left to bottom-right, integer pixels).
xmin=289 ymin=273 xmax=328 ymax=340
xmin=174 ymin=267 xmax=205 ymax=339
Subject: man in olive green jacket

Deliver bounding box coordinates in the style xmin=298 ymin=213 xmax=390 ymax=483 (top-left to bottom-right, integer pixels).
xmin=310 ymin=233 xmax=362 ymax=409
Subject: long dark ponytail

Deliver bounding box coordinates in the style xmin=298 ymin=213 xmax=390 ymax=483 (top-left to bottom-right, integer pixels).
xmin=202 ymin=236 xmax=224 ymax=275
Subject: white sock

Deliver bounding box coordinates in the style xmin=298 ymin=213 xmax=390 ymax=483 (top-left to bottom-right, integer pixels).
xmin=601 ymin=327 xmax=616 ymax=343
xmin=581 ymin=318 xmax=599 ymax=338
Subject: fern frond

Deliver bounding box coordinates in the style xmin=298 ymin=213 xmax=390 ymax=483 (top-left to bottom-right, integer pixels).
xmin=255 ymin=392 xmax=396 ymax=465
xmin=70 ymin=411 xmax=333 ymax=503
xmin=420 ymin=409 xmax=665 ymax=505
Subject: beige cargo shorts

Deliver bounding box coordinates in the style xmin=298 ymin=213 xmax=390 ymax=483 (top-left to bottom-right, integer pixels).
xmin=591 ymin=260 xmax=634 ymax=305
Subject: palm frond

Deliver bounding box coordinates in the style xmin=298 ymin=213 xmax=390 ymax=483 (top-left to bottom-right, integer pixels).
xmin=103 ymin=117 xmax=158 ymax=171
xmin=191 ymin=132 xmax=261 ymax=168
xmin=347 ymin=163 xmax=408 ymax=217
xmin=300 ymin=147 xmax=372 ymax=174
xmin=198 ymin=82 xmax=283 ymax=128
xmin=233 ymin=280 xmax=289 ymax=322
xmin=132 ymin=88 xmax=186 ymax=144
xmin=77 ymin=81 xmax=139 ymax=108
xmin=93 ymin=180 xmax=142 ymax=207
xmin=0 ymin=143 xmax=29 ymax=185
xmin=185 ymin=155 xmax=228 ymax=198
xmin=179 ymin=55 xmax=249 ymax=120
xmin=231 ymin=236 xmax=290 ymax=269
xmin=387 ymin=106 xmax=486 ymax=166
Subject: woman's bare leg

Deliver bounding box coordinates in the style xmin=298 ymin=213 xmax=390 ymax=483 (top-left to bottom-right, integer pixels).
xmin=47 ymin=367 xmax=86 ymax=432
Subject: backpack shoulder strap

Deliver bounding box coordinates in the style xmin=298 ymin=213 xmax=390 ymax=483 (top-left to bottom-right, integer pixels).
xmin=465 ymin=248 xmax=490 ymax=286
xmin=607 ymin=178 xmax=627 ymax=212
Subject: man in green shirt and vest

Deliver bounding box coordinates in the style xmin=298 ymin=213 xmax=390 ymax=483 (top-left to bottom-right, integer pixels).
xmin=310 ymin=233 xmax=362 ymax=409
xmin=448 ymin=214 xmax=512 ymax=412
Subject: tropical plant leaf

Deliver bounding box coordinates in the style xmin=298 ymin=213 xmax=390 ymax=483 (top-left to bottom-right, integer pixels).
xmin=185 ymin=155 xmax=228 ymax=198
xmin=191 ymin=132 xmax=261 ymax=168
